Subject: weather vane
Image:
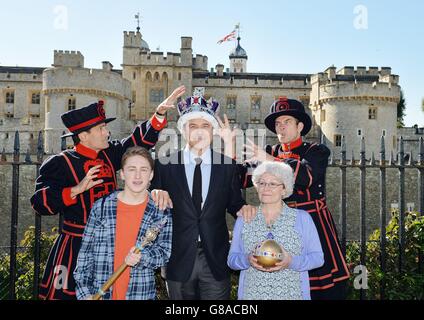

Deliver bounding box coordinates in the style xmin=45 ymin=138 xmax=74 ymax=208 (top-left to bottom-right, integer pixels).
xmin=135 ymin=12 xmax=141 ymax=32
xmin=235 ymin=22 xmax=242 ymax=38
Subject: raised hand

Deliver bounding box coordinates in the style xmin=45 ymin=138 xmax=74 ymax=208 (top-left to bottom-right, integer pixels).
xmin=156 ymin=85 xmax=186 ymax=115
xmin=216 ymin=114 xmax=238 ymax=158
xmin=216 ymin=114 xmax=237 ymax=142
xmin=243 ymin=138 xmax=274 ymax=163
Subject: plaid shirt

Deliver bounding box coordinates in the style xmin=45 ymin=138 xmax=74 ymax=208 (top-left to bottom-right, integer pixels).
xmin=74 ymin=191 xmax=172 ymax=300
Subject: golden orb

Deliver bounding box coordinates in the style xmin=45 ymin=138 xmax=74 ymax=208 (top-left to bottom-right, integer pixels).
xmin=253 ymin=239 xmax=284 ymax=268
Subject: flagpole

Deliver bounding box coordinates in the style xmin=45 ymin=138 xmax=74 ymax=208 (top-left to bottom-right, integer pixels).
xmin=235 ymin=23 xmax=241 ymax=49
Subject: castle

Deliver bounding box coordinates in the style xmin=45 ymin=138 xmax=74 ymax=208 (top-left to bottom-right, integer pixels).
xmin=0 ymin=28 xmax=421 ymax=158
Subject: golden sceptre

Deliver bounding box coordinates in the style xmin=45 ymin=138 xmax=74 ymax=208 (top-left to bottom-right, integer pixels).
xmin=92 ymin=217 xmax=168 ymax=300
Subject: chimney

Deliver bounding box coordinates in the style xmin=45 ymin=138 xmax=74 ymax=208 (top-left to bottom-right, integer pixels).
xmin=216 ymin=64 xmax=225 ymax=77
xmin=102 ymin=61 xmax=113 ymax=72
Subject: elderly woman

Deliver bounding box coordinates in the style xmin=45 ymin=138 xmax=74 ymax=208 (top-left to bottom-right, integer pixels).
xmin=228 ymin=161 xmax=324 ymax=300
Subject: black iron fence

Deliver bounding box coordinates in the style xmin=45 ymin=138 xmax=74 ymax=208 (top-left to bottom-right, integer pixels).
xmin=0 ymin=131 xmax=423 ymax=300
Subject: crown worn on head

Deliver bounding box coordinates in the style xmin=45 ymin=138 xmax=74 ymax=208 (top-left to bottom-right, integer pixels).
xmin=176 ymin=88 xmax=220 ymax=131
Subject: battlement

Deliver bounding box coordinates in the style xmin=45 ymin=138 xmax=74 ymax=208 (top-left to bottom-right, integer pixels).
xmin=124 ymin=31 xmax=142 ymax=48
xmin=193 ymin=71 xmax=310 ymax=89
xmin=123 ymin=35 xmax=207 ymax=70
xmin=316 ymin=66 xmax=399 ymax=86
xmin=43 ymin=67 xmax=131 ymax=100
xmin=336 ymin=66 xmax=392 ymax=76
xmin=53 ymin=50 xmax=84 ymax=68
xmin=181 ymin=37 xmax=193 ymax=50
xmin=193 ymin=54 xmax=208 ymax=71
xmin=129 ymin=51 xmax=208 ymax=70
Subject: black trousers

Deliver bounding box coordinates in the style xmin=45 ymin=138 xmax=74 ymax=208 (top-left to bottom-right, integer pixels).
xmin=166 ymin=247 xmax=230 ymax=300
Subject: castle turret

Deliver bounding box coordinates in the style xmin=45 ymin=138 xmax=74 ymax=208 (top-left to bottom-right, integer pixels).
xmin=123 ymin=31 xmax=149 ymax=51
xmin=310 ymin=66 xmax=401 ymax=158
xmin=53 ymin=50 xmax=84 ymax=68
xmin=44 ymin=50 xmax=132 ymax=153
xmin=229 ymin=37 xmax=247 ymax=73
xmin=181 ymin=37 xmax=193 ymax=66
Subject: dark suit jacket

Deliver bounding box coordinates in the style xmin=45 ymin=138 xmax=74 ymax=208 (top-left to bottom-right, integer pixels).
xmin=151 ymin=149 xmax=246 ymax=282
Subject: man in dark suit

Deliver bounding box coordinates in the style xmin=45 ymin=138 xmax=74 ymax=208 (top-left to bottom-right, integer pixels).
xmin=151 ymin=91 xmax=255 ymax=300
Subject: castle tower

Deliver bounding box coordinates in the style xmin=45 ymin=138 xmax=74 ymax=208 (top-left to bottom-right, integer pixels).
xmin=229 ymin=37 xmax=247 ymax=73
xmin=180 ymin=36 xmax=193 ymax=66
xmin=123 ymin=31 xmax=150 ymax=66
xmin=310 ymin=66 xmax=401 ymax=158
xmin=43 ymin=50 xmax=132 ymax=153
xmin=122 ymin=30 xmax=198 ymax=122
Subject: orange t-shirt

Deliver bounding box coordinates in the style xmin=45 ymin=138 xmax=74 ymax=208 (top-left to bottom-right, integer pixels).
xmin=112 ymin=198 xmax=147 ymax=300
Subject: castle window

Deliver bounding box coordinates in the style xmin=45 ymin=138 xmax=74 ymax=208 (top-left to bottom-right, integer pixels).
xmin=382 ymin=129 xmax=386 ymax=137
xmin=251 ymin=96 xmax=261 ymax=110
xmin=150 ymin=89 xmax=164 ymax=103
xmin=357 ymin=129 xmax=363 ymax=136
xmin=31 ymin=92 xmax=41 ymax=104
xmin=5 ymin=91 xmax=15 ymax=104
xmin=178 ymin=73 xmax=182 ymax=81
xmin=368 ymin=107 xmax=377 ymax=120
xmin=133 ymin=72 xmax=136 ymax=80
xmin=68 ymin=97 xmax=76 ymax=111
xmin=6 ymin=114 xmax=14 ymax=118
xmin=250 ymin=96 xmax=262 ymax=123
xmin=321 ymin=109 xmax=326 ymax=122
xmin=226 ymin=96 xmax=237 ymax=109
xmin=334 ymin=134 xmax=342 ymax=147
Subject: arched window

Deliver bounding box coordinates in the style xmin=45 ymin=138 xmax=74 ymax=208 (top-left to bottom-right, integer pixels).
xmin=154 ymin=72 xmax=160 ymax=82
xmin=162 ymin=72 xmax=168 ymax=82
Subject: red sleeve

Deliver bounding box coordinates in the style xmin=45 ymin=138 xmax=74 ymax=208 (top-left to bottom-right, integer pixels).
xmin=150 ymin=115 xmax=168 ymax=131
xmin=62 ymin=187 xmax=77 ymax=206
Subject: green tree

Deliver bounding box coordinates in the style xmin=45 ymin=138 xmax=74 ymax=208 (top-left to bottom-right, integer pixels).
xmin=0 ymin=227 xmax=57 ymax=300
xmin=346 ymin=210 xmax=424 ymax=300
xmin=397 ymin=90 xmax=406 ymax=127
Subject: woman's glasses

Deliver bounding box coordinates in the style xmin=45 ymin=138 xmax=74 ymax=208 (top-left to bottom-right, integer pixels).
xmin=256 ymin=181 xmax=284 ymax=190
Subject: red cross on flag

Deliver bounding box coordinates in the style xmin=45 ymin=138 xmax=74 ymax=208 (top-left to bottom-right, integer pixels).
xmin=217 ymin=29 xmax=237 ymax=44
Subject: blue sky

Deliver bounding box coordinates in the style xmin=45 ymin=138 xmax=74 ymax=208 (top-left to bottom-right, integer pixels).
xmin=0 ymin=0 xmax=423 ymax=126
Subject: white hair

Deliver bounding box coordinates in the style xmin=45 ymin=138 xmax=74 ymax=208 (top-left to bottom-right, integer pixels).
xmin=252 ymin=161 xmax=295 ymax=198
xmin=177 ymin=112 xmax=218 ymax=132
